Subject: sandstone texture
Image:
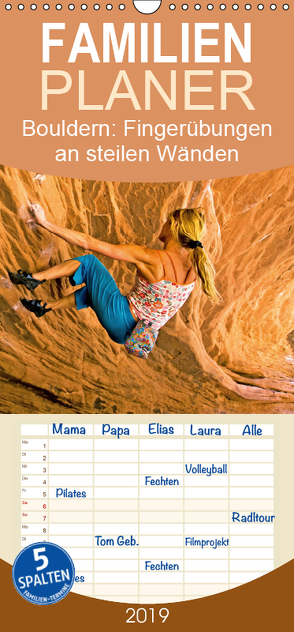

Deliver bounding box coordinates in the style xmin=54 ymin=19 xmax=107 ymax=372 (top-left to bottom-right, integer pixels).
xmin=1 ymin=165 xmax=294 ymax=414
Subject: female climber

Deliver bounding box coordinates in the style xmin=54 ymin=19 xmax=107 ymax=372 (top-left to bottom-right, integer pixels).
xmin=9 ymin=204 xmax=221 ymax=356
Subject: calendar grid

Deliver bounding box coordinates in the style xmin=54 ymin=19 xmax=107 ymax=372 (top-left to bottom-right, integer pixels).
xmin=183 ymin=433 xmax=185 ymax=602
xmin=20 ymin=421 xmax=275 ymax=603
xmin=228 ymin=428 xmax=231 ymax=593
xmin=92 ymin=432 xmax=95 ymax=599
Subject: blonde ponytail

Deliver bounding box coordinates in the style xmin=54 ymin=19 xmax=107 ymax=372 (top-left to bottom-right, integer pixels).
xmin=168 ymin=208 xmax=222 ymax=303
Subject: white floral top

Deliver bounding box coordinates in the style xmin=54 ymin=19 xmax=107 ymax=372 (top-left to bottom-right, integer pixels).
xmin=127 ymin=250 xmax=195 ymax=330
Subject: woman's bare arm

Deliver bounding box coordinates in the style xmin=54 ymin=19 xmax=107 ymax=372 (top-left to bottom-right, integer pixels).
xmin=29 ymin=204 xmax=154 ymax=265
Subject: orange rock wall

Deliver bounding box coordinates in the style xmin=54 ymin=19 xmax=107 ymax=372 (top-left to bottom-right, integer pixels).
xmin=1 ymin=165 xmax=294 ymax=414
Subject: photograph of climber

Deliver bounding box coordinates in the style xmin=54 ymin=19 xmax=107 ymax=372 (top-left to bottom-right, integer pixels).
xmin=9 ymin=204 xmax=220 ymax=359
xmin=0 ymin=165 xmax=294 ymax=414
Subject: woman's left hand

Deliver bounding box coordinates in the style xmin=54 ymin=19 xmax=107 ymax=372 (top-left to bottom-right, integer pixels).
xmin=28 ymin=203 xmax=48 ymax=227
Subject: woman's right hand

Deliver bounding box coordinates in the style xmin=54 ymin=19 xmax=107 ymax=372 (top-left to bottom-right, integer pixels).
xmin=29 ymin=203 xmax=48 ymax=226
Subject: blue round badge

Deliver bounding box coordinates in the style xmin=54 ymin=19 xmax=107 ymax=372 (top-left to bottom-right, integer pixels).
xmin=12 ymin=542 xmax=75 ymax=605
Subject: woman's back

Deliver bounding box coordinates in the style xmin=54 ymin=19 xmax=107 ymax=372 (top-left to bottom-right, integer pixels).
xmin=159 ymin=249 xmax=197 ymax=286
xmin=134 ymin=248 xmax=197 ymax=286
xmin=127 ymin=249 xmax=196 ymax=330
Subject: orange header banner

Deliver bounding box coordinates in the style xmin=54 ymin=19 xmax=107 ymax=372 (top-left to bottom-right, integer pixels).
xmin=0 ymin=3 xmax=293 ymax=180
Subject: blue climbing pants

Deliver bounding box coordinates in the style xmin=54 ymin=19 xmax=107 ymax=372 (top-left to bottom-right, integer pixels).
xmin=69 ymin=254 xmax=136 ymax=344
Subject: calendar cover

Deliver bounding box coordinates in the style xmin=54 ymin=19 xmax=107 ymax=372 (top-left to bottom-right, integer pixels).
xmin=0 ymin=2 xmax=293 ymax=630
